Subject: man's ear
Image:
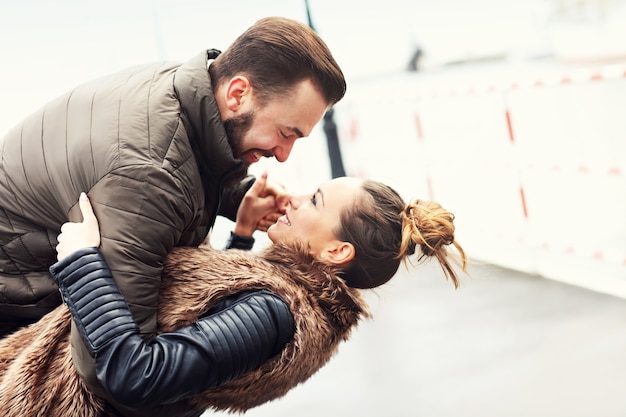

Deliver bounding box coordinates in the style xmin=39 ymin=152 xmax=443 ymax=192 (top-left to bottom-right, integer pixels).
xmin=224 ymin=75 xmax=251 ymax=111
xmin=322 ymin=241 xmax=355 ymax=266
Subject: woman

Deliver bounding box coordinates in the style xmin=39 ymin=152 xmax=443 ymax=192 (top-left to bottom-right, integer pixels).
xmin=0 ymin=174 xmax=466 ymax=417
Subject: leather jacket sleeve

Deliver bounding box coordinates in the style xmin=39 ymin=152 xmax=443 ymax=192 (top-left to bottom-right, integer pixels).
xmin=50 ymin=247 xmax=295 ymax=410
xmin=224 ymin=231 xmax=255 ymax=250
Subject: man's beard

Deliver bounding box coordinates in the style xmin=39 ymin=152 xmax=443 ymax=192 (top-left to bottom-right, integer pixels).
xmin=223 ymin=111 xmax=254 ymax=161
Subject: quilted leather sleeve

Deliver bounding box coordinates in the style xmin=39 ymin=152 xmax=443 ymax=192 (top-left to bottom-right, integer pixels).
xmin=50 ymin=247 xmax=295 ymax=409
xmin=224 ymin=231 xmax=255 ymax=250
xmin=50 ymin=247 xmax=138 ymax=353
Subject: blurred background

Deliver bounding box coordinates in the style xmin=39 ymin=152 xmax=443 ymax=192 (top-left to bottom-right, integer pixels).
xmin=1 ymin=1 xmax=626 ymax=415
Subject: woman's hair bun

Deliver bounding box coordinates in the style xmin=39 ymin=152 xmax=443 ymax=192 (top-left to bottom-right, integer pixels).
xmin=399 ymin=199 xmax=465 ymax=288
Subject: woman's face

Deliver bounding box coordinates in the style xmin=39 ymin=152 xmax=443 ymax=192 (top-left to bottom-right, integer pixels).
xmin=268 ymin=177 xmax=363 ymax=260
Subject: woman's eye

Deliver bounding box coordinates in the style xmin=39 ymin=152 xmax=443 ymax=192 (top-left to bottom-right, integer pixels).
xmin=310 ymin=194 xmax=317 ymax=205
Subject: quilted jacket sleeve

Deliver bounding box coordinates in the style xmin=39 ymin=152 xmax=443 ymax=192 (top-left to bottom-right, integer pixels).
xmin=218 ymin=175 xmax=256 ymax=222
xmin=50 ymin=247 xmax=295 ymax=409
xmin=85 ymin=166 xmax=199 ymax=335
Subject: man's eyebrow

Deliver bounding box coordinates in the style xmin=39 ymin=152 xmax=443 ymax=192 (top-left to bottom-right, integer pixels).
xmin=286 ymin=126 xmax=304 ymax=138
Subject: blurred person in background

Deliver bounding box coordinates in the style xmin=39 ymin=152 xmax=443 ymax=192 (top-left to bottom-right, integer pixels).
xmin=0 ymin=15 xmax=346 ymax=398
xmin=0 ymin=173 xmax=466 ymax=417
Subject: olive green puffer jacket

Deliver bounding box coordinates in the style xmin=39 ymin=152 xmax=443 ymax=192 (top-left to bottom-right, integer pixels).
xmin=0 ymin=50 xmax=251 ymax=391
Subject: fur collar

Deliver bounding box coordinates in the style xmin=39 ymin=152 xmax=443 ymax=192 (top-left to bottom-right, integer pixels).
xmin=0 ymin=244 xmax=371 ymax=416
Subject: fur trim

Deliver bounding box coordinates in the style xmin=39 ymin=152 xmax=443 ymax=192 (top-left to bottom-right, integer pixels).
xmin=0 ymin=306 xmax=107 ymax=416
xmin=0 ymin=244 xmax=370 ymax=416
xmin=160 ymin=245 xmax=370 ymax=413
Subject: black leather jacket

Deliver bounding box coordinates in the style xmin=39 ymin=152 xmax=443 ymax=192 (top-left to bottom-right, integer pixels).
xmin=50 ymin=247 xmax=295 ymax=410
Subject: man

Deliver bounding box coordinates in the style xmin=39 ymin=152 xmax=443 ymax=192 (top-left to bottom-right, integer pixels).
xmin=0 ymin=16 xmax=346 ymax=399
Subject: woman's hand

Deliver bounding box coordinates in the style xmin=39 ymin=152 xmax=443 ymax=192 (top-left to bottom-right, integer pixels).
xmin=255 ymin=176 xmax=288 ymax=232
xmin=235 ymin=172 xmax=285 ymax=236
xmin=56 ymin=192 xmax=101 ymax=261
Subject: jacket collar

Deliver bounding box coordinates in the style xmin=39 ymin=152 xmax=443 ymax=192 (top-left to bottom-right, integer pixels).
xmin=173 ymin=51 xmax=245 ymax=188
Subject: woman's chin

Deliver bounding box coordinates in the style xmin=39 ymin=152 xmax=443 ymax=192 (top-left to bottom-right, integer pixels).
xmin=267 ymin=225 xmax=279 ymax=243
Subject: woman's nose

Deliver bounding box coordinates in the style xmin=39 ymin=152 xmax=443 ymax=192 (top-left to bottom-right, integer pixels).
xmin=288 ymin=194 xmax=304 ymax=209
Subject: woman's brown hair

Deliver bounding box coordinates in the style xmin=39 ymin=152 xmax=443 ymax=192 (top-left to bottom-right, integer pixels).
xmin=337 ymin=180 xmax=467 ymax=289
xmin=209 ymin=16 xmax=346 ymax=106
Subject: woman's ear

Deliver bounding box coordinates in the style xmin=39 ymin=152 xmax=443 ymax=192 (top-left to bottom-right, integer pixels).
xmin=321 ymin=241 xmax=355 ymax=266
xmin=224 ymin=75 xmax=251 ymax=111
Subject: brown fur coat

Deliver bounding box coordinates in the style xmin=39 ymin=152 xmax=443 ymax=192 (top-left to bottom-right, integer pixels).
xmin=0 ymin=244 xmax=370 ymax=417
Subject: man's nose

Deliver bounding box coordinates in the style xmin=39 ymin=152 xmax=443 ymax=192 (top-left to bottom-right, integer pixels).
xmin=274 ymin=140 xmax=295 ymax=163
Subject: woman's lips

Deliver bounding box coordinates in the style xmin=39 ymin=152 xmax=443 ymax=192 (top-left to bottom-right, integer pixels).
xmin=277 ymin=214 xmax=291 ymax=226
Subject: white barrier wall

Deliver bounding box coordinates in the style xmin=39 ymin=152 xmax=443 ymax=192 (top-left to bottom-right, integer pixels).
xmin=327 ymin=62 xmax=626 ymax=298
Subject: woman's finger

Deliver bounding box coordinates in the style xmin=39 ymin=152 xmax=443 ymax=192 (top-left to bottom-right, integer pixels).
xmin=78 ymin=193 xmax=97 ymax=224
xmin=247 ymin=172 xmax=268 ymax=199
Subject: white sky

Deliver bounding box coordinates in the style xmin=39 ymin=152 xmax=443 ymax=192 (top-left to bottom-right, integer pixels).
xmin=0 ymin=0 xmax=557 ymax=133
xmin=3 ymin=0 xmax=626 ymax=136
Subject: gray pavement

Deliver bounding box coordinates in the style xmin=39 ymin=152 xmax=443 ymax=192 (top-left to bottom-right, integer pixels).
xmin=206 ymin=260 xmax=626 ymax=417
